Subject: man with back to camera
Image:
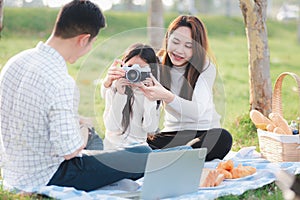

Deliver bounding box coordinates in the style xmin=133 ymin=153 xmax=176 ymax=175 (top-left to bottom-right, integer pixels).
xmin=0 ymin=0 xmax=151 ymax=192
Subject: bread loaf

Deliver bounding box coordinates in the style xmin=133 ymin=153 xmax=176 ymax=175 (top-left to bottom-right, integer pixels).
xmin=250 ymin=110 xmax=275 ymax=130
xmin=273 ymin=127 xmax=286 ymax=134
xmin=266 ymin=123 xmax=275 ymax=132
xmin=269 ymin=112 xmax=292 ymax=135
xmin=250 ymin=109 xmax=293 ymax=135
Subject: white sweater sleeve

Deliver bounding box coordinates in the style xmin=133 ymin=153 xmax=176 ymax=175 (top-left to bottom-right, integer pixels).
xmin=103 ymin=88 xmax=127 ymax=131
xmin=100 ymin=83 xmax=110 ymax=99
xmin=142 ymin=98 xmax=160 ymax=133
xmin=166 ymin=63 xmax=216 ymax=121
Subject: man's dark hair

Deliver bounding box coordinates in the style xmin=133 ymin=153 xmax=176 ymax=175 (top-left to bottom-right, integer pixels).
xmin=53 ymin=0 xmax=106 ymax=40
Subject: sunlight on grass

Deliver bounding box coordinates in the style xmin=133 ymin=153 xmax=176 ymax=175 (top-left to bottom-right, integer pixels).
xmin=1 ymin=8 xmax=300 ymax=199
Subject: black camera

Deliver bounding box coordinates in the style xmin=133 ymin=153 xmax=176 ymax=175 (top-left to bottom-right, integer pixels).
xmin=122 ymin=64 xmax=151 ymax=83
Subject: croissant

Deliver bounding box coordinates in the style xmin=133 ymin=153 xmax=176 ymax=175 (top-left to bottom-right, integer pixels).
xmin=216 ymin=168 xmax=232 ymax=179
xmin=200 ymin=169 xmax=225 ymax=187
xmin=231 ymin=164 xmax=256 ymax=179
xmin=217 ymin=159 xmax=234 ymax=171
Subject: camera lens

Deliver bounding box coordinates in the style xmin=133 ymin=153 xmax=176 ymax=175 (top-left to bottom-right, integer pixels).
xmin=126 ymin=69 xmax=140 ymax=82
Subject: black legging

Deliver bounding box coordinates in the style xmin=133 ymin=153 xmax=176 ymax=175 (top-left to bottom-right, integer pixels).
xmin=147 ymin=128 xmax=232 ymax=161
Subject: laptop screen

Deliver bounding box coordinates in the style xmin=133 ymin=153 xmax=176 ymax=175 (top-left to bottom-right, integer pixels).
xmin=141 ymin=148 xmax=207 ymax=199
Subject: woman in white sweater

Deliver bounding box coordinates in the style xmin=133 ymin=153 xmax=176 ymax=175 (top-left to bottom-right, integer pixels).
xmin=101 ymin=43 xmax=160 ymax=150
xmin=140 ymin=15 xmax=232 ymax=161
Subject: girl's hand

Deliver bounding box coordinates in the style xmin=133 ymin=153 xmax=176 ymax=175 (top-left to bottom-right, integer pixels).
xmin=103 ymin=59 xmax=125 ymax=88
xmin=115 ymin=78 xmax=130 ymax=95
xmin=139 ymin=74 xmax=175 ymax=103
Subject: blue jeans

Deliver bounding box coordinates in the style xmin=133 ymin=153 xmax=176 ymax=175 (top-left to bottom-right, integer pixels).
xmin=47 ymin=145 xmax=151 ymax=192
xmin=85 ymin=128 xmax=103 ymax=150
xmin=152 ymin=145 xmax=192 ymax=152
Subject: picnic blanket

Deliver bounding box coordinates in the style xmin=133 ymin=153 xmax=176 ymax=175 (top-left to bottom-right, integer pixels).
xmin=3 ymin=146 xmax=300 ymax=200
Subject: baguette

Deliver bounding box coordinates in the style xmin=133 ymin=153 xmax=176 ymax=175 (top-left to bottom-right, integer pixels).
xmin=268 ymin=112 xmax=292 ymax=135
xmin=250 ymin=110 xmax=275 ymax=129
xmin=273 ymin=127 xmax=286 ymax=134
xmin=266 ymin=123 xmax=275 ymax=132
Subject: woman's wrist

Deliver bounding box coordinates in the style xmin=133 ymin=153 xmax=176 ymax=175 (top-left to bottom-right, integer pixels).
xmin=80 ymin=123 xmax=90 ymax=129
xmin=103 ymin=77 xmax=113 ymax=88
xmin=162 ymin=90 xmax=175 ymax=104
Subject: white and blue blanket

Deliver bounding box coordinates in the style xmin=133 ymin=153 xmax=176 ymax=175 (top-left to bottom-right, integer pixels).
xmin=3 ymin=147 xmax=300 ymax=200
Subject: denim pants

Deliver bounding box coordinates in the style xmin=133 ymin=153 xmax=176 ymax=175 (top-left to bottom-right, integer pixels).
xmin=47 ymin=141 xmax=151 ymax=191
xmin=85 ymin=128 xmax=104 ymax=150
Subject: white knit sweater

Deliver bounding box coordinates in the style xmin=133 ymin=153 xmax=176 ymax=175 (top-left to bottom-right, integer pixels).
xmin=102 ymin=85 xmax=160 ymax=150
xmin=162 ymin=61 xmax=221 ymax=132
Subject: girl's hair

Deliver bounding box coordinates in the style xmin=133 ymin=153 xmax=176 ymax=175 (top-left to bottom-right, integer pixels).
xmin=159 ymin=15 xmax=212 ymax=100
xmin=121 ymin=43 xmax=159 ymax=134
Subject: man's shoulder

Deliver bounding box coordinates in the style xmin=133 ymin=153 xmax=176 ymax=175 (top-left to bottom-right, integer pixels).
xmin=5 ymin=47 xmax=36 ymax=64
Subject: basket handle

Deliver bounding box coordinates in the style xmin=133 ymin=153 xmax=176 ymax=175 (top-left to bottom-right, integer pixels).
xmin=272 ymin=72 xmax=300 ymax=116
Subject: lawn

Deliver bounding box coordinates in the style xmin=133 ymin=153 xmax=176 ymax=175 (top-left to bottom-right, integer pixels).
xmin=0 ymin=7 xmax=300 ymax=199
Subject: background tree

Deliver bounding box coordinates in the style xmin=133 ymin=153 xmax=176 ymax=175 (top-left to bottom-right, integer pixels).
xmin=298 ymin=1 xmax=300 ymax=44
xmin=239 ymin=0 xmax=272 ymax=116
xmin=123 ymin=0 xmax=134 ymax=11
xmin=148 ymin=0 xmax=164 ymax=52
xmin=0 ymin=0 xmax=3 ymax=34
xmin=226 ymin=0 xmax=232 ymax=17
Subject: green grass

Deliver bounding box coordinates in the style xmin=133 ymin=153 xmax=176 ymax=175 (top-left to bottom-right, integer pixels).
xmin=1 ymin=7 xmax=300 ymax=199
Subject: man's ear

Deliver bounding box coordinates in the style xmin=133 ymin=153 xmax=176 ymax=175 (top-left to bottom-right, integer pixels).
xmin=77 ymin=34 xmax=91 ymax=47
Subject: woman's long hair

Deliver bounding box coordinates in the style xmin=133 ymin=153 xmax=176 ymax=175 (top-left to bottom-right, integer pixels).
xmin=121 ymin=43 xmax=159 ymax=134
xmin=159 ymin=15 xmax=212 ymax=100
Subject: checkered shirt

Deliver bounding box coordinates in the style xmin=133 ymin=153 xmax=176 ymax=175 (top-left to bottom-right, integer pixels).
xmin=0 ymin=42 xmax=83 ymax=189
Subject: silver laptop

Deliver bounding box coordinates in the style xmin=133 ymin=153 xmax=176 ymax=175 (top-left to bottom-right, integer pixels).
xmin=113 ymin=148 xmax=207 ymax=200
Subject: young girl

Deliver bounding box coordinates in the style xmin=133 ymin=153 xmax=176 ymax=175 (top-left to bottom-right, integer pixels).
xmin=101 ymin=43 xmax=160 ymax=150
xmin=140 ymin=15 xmax=233 ymax=161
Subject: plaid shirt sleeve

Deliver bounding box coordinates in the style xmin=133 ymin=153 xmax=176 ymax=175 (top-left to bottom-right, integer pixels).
xmin=49 ymin=79 xmax=83 ymax=157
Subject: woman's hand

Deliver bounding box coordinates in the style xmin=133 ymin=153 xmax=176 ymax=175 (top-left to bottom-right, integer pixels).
xmin=115 ymin=78 xmax=130 ymax=95
xmin=127 ymin=77 xmax=153 ymax=91
xmin=139 ymin=74 xmax=175 ymax=104
xmin=103 ymin=59 xmax=125 ymax=88
xmin=142 ymin=77 xmax=154 ymax=87
xmin=79 ymin=115 xmax=93 ymax=128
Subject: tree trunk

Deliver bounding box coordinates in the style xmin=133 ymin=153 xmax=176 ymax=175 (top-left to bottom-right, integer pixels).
xmin=239 ymin=0 xmax=272 ymax=116
xmin=298 ymin=1 xmax=300 ymax=44
xmin=148 ymin=0 xmax=164 ymax=52
xmin=124 ymin=0 xmax=134 ymax=11
xmin=0 ymin=0 xmax=3 ymax=34
xmin=225 ymin=0 xmax=231 ymax=17
xmin=298 ymin=20 xmax=300 ymax=44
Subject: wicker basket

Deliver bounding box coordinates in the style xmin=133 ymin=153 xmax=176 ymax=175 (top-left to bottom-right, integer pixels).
xmin=257 ymin=72 xmax=300 ymax=162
